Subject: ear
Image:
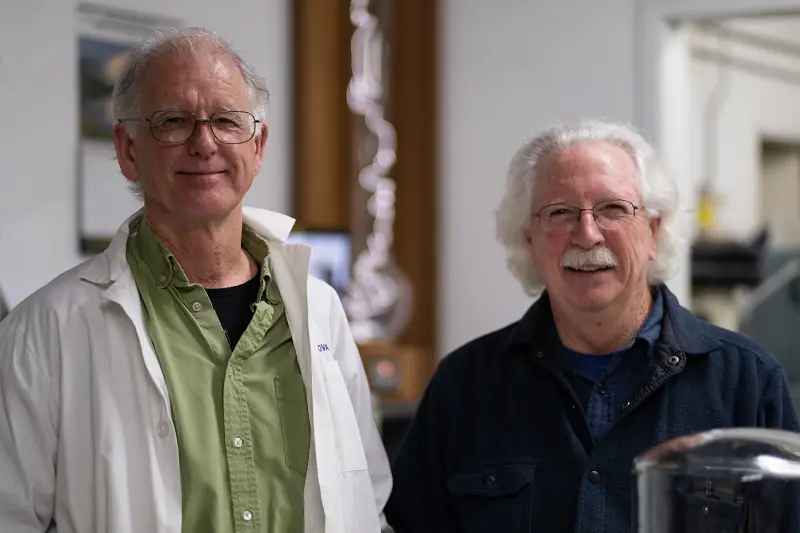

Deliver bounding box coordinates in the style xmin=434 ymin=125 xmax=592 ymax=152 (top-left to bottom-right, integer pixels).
xmin=113 ymin=123 xmax=139 ymax=184
xmin=648 ymin=216 xmax=662 ymax=261
xmin=251 ymin=123 xmax=269 ymax=175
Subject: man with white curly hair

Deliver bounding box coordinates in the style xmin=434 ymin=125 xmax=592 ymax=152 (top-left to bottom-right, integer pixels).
xmin=385 ymin=120 xmax=799 ymax=533
xmin=0 ymin=27 xmax=390 ymax=533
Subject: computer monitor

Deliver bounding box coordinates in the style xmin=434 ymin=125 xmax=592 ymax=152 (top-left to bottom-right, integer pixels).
xmin=285 ymin=230 xmax=352 ymax=297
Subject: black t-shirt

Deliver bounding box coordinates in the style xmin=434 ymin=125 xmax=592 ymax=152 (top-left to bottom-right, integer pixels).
xmin=206 ymin=273 xmax=261 ymax=350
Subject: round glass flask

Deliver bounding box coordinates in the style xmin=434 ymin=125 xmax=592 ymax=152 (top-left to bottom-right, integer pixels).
xmin=634 ymin=428 xmax=800 ymax=533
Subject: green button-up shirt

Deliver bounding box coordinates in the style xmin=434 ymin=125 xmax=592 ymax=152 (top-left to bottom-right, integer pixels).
xmin=126 ymin=216 xmax=310 ymax=533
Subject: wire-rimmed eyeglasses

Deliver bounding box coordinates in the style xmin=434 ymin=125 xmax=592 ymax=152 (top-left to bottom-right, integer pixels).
xmin=117 ymin=109 xmax=261 ymax=145
xmin=536 ymin=199 xmax=640 ymax=235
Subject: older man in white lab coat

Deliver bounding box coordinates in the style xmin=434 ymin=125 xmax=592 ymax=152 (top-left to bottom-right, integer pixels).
xmin=0 ymin=27 xmax=391 ymax=533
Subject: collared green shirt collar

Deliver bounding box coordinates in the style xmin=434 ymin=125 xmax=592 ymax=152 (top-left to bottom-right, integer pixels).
xmin=131 ymin=215 xmax=274 ymax=292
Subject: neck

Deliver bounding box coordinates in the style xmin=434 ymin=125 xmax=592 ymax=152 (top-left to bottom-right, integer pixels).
xmin=552 ymin=286 xmax=653 ymax=355
xmin=144 ymin=207 xmax=256 ymax=288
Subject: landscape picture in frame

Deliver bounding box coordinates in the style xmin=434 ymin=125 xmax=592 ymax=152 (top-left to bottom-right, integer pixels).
xmin=79 ymin=37 xmax=131 ymax=141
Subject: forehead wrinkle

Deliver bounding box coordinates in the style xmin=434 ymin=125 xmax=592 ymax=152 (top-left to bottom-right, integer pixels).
xmin=534 ymin=144 xmax=640 ymax=207
xmin=141 ymin=55 xmax=248 ymax=114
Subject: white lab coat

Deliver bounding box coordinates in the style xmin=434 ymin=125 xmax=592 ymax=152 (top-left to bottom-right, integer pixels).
xmin=0 ymin=207 xmax=392 ymax=533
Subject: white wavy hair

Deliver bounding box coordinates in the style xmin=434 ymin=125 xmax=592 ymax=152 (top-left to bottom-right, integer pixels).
xmin=495 ymin=119 xmax=685 ymax=297
xmin=111 ymin=27 xmax=270 ymax=197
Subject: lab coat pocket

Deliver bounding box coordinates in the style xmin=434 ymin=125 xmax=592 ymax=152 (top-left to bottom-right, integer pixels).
xmin=322 ymin=359 xmax=370 ymax=473
xmin=275 ymin=374 xmax=311 ymax=475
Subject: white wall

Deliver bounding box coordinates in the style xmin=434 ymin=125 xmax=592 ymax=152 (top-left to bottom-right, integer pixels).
xmin=0 ymin=0 xmax=291 ymax=307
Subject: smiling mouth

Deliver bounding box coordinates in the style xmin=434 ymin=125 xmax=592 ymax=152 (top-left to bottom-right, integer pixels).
xmin=177 ymin=170 xmax=227 ymax=175
xmin=565 ymin=265 xmax=615 ymax=273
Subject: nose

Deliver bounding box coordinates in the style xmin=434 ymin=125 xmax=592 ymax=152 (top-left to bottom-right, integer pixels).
xmin=188 ymin=122 xmax=218 ymax=157
xmin=572 ymin=210 xmax=605 ymax=249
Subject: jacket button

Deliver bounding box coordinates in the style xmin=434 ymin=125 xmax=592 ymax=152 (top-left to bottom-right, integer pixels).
xmin=482 ymin=474 xmax=496 ymax=486
xmin=667 ymin=355 xmax=681 ymax=365
xmin=588 ymin=470 xmax=601 ymax=484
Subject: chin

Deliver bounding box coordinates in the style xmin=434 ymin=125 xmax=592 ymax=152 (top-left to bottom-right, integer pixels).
xmin=176 ymin=190 xmax=243 ymax=219
xmin=562 ymin=282 xmax=623 ymax=312
xmin=570 ymin=291 xmax=618 ymax=312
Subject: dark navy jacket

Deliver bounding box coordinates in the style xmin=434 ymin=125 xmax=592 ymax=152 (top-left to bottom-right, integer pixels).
xmin=385 ymin=285 xmax=800 ymax=533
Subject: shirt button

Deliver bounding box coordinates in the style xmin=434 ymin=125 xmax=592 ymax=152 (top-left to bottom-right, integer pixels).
xmin=156 ymin=420 xmax=170 ymax=438
xmin=233 ymin=437 xmax=243 ymax=449
xmin=242 ymin=510 xmax=253 ymax=522
xmin=191 ymin=302 xmax=203 ymax=312
xmin=588 ymin=470 xmax=602 ymax=484
xmin=158 ymin=274 xmax=167 ymax=283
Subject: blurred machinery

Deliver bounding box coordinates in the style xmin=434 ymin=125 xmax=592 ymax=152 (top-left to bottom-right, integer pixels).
xmin=692 ymin=229 xmax=800 ymax=406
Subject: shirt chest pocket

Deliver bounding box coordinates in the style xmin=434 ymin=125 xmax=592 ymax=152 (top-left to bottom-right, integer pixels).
xmin=275 ymin=374 xmax=311 ymax=475
xmin=447 ymin=460 xmax=537 ymax=533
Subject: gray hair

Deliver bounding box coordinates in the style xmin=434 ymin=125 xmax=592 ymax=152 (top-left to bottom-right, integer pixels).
xmin=495 ymin=119 xmax=685 ymax=297
xmin=113 ymin=27 xmax=269 ymax=127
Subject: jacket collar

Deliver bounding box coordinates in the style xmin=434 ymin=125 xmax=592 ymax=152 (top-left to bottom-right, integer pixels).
xmin=507 ymin=284 xmax=722 ymax=357
xmin=78 ymin=206 xmax=296 ymax=286
xmin=660 ymin=285 xmax=722 ymax=355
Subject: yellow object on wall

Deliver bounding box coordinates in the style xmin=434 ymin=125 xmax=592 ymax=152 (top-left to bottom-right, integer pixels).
xmin=697 ymin=185 xmax=717 ymax=234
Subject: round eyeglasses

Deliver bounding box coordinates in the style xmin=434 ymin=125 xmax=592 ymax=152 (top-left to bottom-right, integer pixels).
xmin=536 ymin=199 xmax=640 ymax=235
xmin=117 ymin=110 xmax=261 ymax=145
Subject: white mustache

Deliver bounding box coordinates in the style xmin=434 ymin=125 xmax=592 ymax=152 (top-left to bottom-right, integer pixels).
xmin=560 ymin=247 xmax=619 ymax=270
